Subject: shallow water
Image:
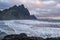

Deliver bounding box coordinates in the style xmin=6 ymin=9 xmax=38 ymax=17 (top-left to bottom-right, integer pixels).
xmin=0 ymin=20 xmax=60 ymax=39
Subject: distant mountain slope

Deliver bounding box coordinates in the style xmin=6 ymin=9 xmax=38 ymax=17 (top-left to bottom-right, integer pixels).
xmin=38 ymin=18 xmax=60 ymax=22
xmin=0 ymin=4 xmax=37 ymax=20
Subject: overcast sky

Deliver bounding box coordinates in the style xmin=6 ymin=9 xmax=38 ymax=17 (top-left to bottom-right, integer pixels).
xmin=0 ymin=0 xmax=60 ymax=19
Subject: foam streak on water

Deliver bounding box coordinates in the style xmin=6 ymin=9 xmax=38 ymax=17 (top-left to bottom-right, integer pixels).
xmin=0 ymin=20 xmax=60 ymax=38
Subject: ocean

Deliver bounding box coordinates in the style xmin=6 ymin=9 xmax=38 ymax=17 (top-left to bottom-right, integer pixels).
xmin=0 ymin=20 xmax=60 ymax=40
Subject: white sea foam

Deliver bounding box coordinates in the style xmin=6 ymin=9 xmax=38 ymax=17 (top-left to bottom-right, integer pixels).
xmin=0 ymin=20 xmax=60 ymax=38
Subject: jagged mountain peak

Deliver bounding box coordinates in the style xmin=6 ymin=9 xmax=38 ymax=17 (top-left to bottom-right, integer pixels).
xmin=18 ymin=4 xmax=25 ymax=8
xmin=0 ymin=4 xmax=37 ymax=20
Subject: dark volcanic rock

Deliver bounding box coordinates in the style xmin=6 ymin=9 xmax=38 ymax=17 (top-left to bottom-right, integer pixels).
xmin=2 ymin=33 xmax=43 ymax=40
xmin=0 ymin=31 xmax=7 ymax=40
xmin=2 ymin=33 xmax=60 ymax=40
xmin=44 ymin=37 xmax=60 ymax=40
xmin=0 ymin=11 xmax=2 ymax=20
xmin=0 ymin=4 xmax=37 ymax=20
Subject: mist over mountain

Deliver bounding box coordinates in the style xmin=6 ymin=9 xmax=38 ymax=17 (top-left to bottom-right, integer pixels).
xmin=0 ymin=4 xmax=37 ymax=20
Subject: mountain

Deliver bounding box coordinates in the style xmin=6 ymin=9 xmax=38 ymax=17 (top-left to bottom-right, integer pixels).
xmin=0 ymin=4 xmax=37 ymax=20
xmin=38 ymin=18 xmax=60 ymax=22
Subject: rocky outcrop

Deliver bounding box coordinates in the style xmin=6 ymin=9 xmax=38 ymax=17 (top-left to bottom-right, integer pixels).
xmin=2 ymin=33 xmax=43 ymax=40
xmin=44 ymin=37 xmax=60 ymax=40
xmin=0 ymin=31 xmax=7 ymax=40
xmin=0 ymin=4 xmax=37 ymax=20
xmin=2 ymin=33 xmax=60 ymax=40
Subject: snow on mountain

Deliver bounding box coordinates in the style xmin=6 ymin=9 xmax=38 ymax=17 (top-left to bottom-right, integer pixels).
xmin=0 ymin=20 xmax=60 ymax=39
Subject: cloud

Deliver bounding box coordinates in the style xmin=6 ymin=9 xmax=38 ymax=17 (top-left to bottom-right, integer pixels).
xmin=42 ymin=0 xmax=56 ymax=4
xmin=0 ymin=0 xmax=10 ymax=9
xmin=0 ymin=0 xmax=18 ymax=10
xmin=0 ymin=0 xmax=60 ymax=18
xmin=54 ymin=4 xmax=60 ymax=8
xmin=54 ymin=0 xmax=60 ymax=3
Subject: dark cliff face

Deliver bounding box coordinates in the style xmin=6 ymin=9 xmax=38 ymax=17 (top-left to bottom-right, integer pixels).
xmin=0 ymin=4 xmax=37 ymax=20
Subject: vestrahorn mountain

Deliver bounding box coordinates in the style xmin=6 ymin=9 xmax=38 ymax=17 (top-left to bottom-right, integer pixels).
xmin=0 ymin=4 xmax=37 ymax=20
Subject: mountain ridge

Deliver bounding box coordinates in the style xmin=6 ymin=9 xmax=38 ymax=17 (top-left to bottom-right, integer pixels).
xmin=0 ymin=4 xmax=37 ymax=20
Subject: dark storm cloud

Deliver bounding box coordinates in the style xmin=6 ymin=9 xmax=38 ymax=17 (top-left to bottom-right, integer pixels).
xmin=0 ymin=1 xmax=13 ymax=10
xmin=0 ymin=2 xmax=10 ymax=9
xmin=0 ymin=0 xmax=20 ymax=10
